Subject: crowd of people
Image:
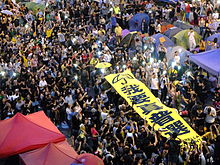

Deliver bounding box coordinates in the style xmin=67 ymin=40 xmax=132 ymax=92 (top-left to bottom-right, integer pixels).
xmin=0 ymin=0 xmax=220 ymax=164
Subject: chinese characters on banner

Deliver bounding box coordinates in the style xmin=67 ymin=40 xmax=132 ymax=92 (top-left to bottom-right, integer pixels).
xmin=105 ymin=70 xmax=201 ymax=144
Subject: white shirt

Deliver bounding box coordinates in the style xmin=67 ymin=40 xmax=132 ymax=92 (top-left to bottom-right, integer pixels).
xmin=204 ymin=106 xmax=216 ymax=123
xmin=151 ymin=77 xmax=159 ymax=90
xmin=39 ymin=80 xmax=47 ymax=88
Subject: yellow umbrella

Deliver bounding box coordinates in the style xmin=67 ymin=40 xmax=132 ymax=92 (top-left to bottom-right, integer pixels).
xmin=90 ymin=58 xmax=99 ymax=65
xmin=95 ymin=62 xmax=112 ymax=69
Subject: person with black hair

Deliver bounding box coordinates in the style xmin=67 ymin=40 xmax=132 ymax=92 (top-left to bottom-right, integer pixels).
xmin=167 ymin=132 xmax=181 ymax=165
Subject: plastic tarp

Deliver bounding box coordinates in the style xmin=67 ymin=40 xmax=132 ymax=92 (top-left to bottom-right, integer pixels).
xmin=0 ymin=111 xmax=65 ymax=158
xmin=152 ymin=33 xmax=175 ymax=48
xmin=189 ymin=49 xmax=220 ymax=76
xmin=20 ymin=141 xmax=78 ymax=165
xmin=129 ymin=13 xmax=149 ymax=32
xmin=206 ymin=33 xmax=220 ymax=50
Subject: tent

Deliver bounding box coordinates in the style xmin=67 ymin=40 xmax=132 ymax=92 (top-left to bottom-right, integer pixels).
xmin=20 ymin=141 xmax=78 ymax=165
xmin=208 ymin=21 xmax=220 ymax=31
xmin=161 ymin=23 xmax=174 ymax=33
xmin=190 ymin=49 xmax=220 ymax=76
xmin=173 ymin=30 xmax=201 ymax=49
xmin=164 ymin=27 xmax=182 ymax=39
xmin=119 ymin=31 xmax=137 ymax=49
xmin=72 ymin=153 xmax=104 ymax=165
xmin=129 ymin=13 xmax=149 ymax=32
xmin=152 ymin=33 xmax=175 ymax=48
xmin=173 ymin=20 xmax=200 ymax=34
xmin=206 ymin=33 xmax=220 ymax=50
xmin=0 ymin=111 xmax=65 ymax=158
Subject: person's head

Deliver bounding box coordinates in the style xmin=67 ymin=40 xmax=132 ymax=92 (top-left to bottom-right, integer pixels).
xmin=171 ymin=132 xmax=178 ymax=139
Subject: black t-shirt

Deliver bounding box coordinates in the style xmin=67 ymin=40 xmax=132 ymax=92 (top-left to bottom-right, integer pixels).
xmin=167 ymin=139 xmax=181 ymax=155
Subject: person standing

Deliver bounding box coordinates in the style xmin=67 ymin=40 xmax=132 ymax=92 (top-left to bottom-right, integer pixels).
xmin=188 ymin=28 xmax=196 ymax=51
xmin=150 ymin=72 xmax=159 ymax=97
xmin=160 ymin=74 xmax=169 ymax=103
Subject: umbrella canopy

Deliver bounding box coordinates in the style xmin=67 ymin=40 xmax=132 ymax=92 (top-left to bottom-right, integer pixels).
xmin=119 ymin=31 xmax=137 ymax=49
xmin=72 ymin=153 xmax=104 ymax=165
xmin=0 ymin=111 xmax=65 ymax=158
xmin=1 ymin=10 xmax=13 ymax=15
xmin=20 ymin=141 xmax=78 ymax=165
xmin=95 ymin=62 xmax=112 ymax=68
xmin=173 ymin=29 xmax=201 ymax=49
xmin=164 ymin=27 xmax=182 ymax=39
xmin=122 ymin=29 xmax=130 ymax=38
xmin=166 ymin=46 xmax=186 ymax=62
xmin=152 ymin=33 xmax=175 ymax=48
xmin=206 ymin=33 xmax=220 ymax=50
xmin=129 ymin=13 xmax=149 ymax=32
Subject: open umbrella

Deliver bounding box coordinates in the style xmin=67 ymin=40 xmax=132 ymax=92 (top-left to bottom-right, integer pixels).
xmin=173 ymin=29 xmax=201 ymax=49
xmin=164 ymin=27 xmax=182 ymax=39
xmin=1 ymin=10 xmax=13 ymax=15
xmin=95 ymin=62 xmax=112 ymax=69
xmin=119 ymin=31 xmax=137 ymax=49
xmin=206 ymin=33 xmax=220 ymax=50
xmin=72 ymin=153 xmax=104 ymax=165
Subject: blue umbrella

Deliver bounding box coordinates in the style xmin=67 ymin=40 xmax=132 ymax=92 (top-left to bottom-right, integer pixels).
xmin=206 ymin=33 xmax=220 ymax=50
xmin=152 ymin=33 xmax=175 ymax=48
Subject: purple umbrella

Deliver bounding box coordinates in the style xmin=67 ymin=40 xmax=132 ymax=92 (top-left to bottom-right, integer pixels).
xmin=122 ymin=29 xmax=130 ymax=38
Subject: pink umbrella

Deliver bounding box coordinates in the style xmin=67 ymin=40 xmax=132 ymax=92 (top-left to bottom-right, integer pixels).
xmin=122 ymin=29 xmax=130 ymax=38
xmin=71 ymin=153 xmax=104 ymax=165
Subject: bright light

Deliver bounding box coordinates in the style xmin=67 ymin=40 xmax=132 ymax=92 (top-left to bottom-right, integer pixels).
xmin=97 ymin=51 xmax=102 ymax=56
xmin=101 ymin=68 xmax=105 ymax=73
xmin=172 ymin=61 xmax=176 ymax=68
xmin=187 ymin=71 xmax=191 ymax=76
xmin=149 ymin=58 xmax=154 ymax=63
xmin=25 ymin=24 xmax=29 ymax=29
xmin=144 ymin=45 xmax=147 ymax=50
xmin=116 ymin=66 xmax=119 ymax=70
xmin=133 ymin=57 xmax=137 ymax=61
xmin=142 ymin=61 xmax=146 ymax=65
xmin=122 ymin=65 xmax=126 ymax=69
xmin=74 ymin=75 xmax=78 ymax=80
xmin=0 ymin=71 xmax=5 ymax=76
xmin=163 ymin=71 xmax=167 ymax=75
xmin=178 ymin=66 xmax=181 ymax=70
xmin=13 ymin=72 xmax=16 ymax=77
xmin=178 ymin=49 xmax=182 ymax=53
xmin=64 ymin=15 xmax=68 ymax=19
xmin=73 ymin=64 xmax=78 ymax=68
xmin=158 ymin=60 xmax=161 ymax=63
xmin=97 ymin=41 xmax=101 ymax=44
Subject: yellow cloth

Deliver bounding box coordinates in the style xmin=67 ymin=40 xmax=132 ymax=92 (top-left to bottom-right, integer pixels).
xmin=115 ymin=26 xmax=122 ymax=36
xmin=11 ymin=37 xmax=16 ymax=43
xmin=113 ymin=6 xmax=120 ymax=15
xmin=200 ymin=40 xmax=206 ymax=50
xmin=98 ymin=29 xmax=105 ymax=36
xmin=22 ymin=56 xmax=28 ymax=67
xmin=46 ymin=29 xmax=53 ymax=38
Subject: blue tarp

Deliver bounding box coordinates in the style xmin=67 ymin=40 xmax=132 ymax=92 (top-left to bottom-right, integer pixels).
xmin=190 ymin=49 xmax=220 ymax=76
xmin=152 ymin=33 xmax=175 ymax=48
xmin=164 ymin=27 xmax=182 ymax=39
xmin=206 ymin=33 xmax=220 ymax=50
xmin=129 ymin=13 xmax=149 ymax=32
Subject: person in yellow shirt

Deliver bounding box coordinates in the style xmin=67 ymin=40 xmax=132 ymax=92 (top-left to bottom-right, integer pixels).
xmin=199 ymin=39 xmax=206 ymax=52
xmin=115 ymin=23 xmax=122 ymax=43
xmin=113 ymin=5 xmax=120 ymax=15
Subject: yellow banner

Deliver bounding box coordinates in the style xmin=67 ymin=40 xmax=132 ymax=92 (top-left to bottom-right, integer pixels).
xmin=105 ymin=70 xmax=201 ymax=144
